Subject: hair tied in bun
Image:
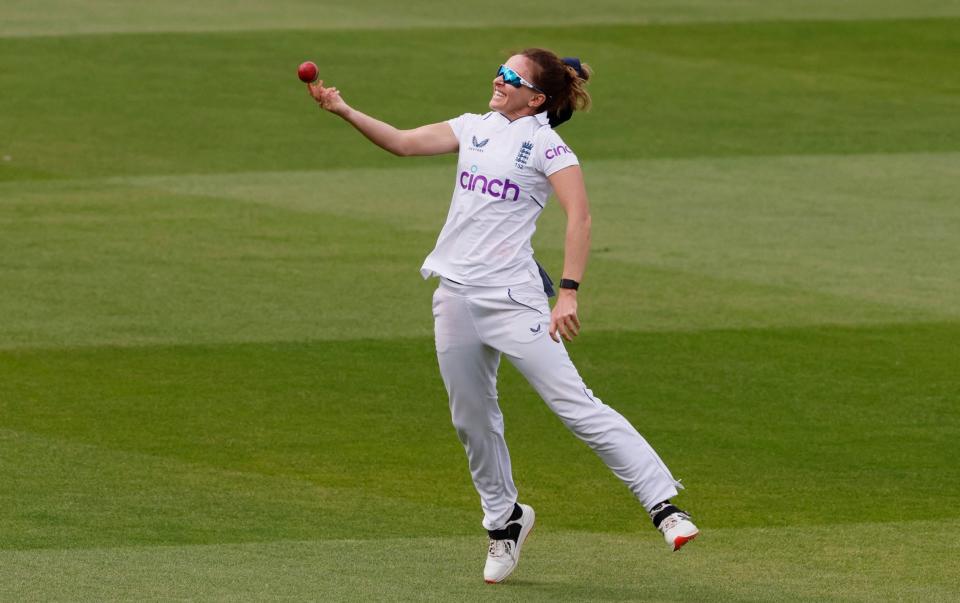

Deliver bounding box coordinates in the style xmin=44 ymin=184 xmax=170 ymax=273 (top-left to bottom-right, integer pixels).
xmin=562 ymin=57 xmax=584 ymax=78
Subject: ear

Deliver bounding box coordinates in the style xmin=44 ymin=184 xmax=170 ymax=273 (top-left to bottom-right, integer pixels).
xmin=528 ymin=93 xmax=547 ymax=109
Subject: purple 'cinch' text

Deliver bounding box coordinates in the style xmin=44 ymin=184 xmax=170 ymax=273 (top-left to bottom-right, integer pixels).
xmin=459 ymin=171 xmax=521 ymax=201
xmin=544 ymin=144 xmax=573 ymax=160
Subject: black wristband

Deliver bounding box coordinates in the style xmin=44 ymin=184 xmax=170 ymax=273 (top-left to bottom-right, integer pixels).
xmin=558 ymin=278 xmax=580 ymax=290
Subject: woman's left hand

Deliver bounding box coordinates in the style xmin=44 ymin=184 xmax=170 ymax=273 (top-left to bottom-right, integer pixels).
xmin=550 ymin=290 xmax=581 ymax=342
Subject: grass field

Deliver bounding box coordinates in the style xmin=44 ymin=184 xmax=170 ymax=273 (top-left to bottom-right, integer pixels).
xmin=2 ymin=1 xmax=959 ymax=600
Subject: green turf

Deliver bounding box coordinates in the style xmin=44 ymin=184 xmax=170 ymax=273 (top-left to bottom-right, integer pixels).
xmin=4 ymin=525 xmax=959 ymax=601
xmin=3 ymin=324 xmax=958 ymax=545
xmin=3 ymin=19 xmax=959 ymax=181
xmin=2 ymin=1 xmax=958 ymax=600
xmin=5 ymin=0 xmax=960 ymax=37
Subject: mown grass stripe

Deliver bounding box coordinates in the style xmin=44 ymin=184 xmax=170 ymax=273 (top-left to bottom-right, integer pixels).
xmin=3 ymin=323 xmax=956 ymax=550
xmin=2 ymin=19 xmax=958 ymax=181
xmin=3 ymin=523 xmax=958 ymax=601
xmin=4 ymin=1 xmax=960 ymax=38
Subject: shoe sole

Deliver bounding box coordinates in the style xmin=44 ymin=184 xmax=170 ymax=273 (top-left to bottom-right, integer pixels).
xmin=484 ymin=505 xmax=536 ymax=584
xmin=673 ymin=530 xmax=699 ymax=551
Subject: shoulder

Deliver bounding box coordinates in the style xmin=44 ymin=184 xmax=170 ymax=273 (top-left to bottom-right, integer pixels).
xmin=532 ymin=125 xmax=579 ymax=175
xmin=448 ymin=112 xmax=490 ymax=125
xmin=446 ymin=112 xmax=478 ymax=140
xmin=533 ymin=123 xmax=568 ymax=145
xmin=446 ymin=112 xmax=490 ymax=139
xmin=533 ymin=125 xmax=573 ymax=158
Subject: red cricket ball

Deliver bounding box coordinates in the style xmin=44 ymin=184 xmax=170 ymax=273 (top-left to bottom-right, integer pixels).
xmin=298 ymin=61 xmax=319 ymax=84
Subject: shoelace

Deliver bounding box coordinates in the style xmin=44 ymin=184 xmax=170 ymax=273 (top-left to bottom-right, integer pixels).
xmin=659 ymin=512 xmax=690 ymax=532
xmin=488 ymin=539 xmax=514 ymax=558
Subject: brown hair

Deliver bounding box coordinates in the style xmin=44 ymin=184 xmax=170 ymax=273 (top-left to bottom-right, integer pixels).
xmin=521 ymin=48 xmax=592 ymax=126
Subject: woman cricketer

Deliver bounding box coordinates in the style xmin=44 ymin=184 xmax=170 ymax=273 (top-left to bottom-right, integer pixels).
xmin=307 ymin=48 xmax=698 ymax=584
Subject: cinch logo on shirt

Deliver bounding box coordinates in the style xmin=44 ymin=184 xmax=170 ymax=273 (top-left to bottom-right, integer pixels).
xmin=459 ymin=169 xmax=521 ymax=201
xmin=544 ymin=144 xmax=573 ymax=160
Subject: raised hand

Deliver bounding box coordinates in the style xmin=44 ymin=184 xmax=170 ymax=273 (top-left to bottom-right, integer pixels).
xmin=307 ymin=80 xmax=349 ymax=116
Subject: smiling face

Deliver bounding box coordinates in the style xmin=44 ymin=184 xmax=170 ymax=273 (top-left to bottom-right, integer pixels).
xmin=489 ymin=54 xmax=547 ymax=120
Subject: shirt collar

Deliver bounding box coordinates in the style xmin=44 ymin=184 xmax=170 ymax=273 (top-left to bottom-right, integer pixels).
xmin=493 ymin=110 xmax=550 ymax=125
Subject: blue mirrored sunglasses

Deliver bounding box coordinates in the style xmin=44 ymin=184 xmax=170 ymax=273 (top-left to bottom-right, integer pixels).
xmin=496 ymin=65 xmax=546 ymax=95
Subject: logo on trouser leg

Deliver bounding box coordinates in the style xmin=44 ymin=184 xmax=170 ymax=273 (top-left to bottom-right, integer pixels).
xmin=529 ymin=324 xmax=542 ymax=333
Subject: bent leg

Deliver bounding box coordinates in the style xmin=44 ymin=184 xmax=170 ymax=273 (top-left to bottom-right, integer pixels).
xmin=505 ymin=337 xmax=682 ymax=511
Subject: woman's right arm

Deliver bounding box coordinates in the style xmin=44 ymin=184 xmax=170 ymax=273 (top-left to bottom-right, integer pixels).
xmin=308 ymin=81 xmax=459 ymax=157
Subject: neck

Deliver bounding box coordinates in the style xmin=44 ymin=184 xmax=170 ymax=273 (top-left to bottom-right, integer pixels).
xmin=500 ymin=108 xmax=537 ymax=122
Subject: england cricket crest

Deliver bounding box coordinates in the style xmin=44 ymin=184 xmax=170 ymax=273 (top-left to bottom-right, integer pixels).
xmin=515 ymin=141 xmax=533 ymax=169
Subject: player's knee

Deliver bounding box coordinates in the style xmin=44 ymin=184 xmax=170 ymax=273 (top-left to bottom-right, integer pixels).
xmin=453 ymin=422 xmax=503 ymax=446
xmin=550 ymin=398 xmax=612 ymax=434
xmin=450 ymin=405 xmax=503 ymax=443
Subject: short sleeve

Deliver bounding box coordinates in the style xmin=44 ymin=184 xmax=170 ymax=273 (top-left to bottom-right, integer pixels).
xmin=533 ymin=127 xmax=580 ymax=177
xmin=446 ymin=112 xmax=480 ymax=143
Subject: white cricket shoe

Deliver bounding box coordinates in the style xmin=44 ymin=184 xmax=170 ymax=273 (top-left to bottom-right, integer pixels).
xmin=483 ymin=503 xmax=535 ymax=584
xmin=658 ymin=510 xmax=699 ymax=551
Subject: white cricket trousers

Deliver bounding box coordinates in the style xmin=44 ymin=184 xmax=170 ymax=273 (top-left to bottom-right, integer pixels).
xmin=432 ymin=276 xmax=683 ymax=531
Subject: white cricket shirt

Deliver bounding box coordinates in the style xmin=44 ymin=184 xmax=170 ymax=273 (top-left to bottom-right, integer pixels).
xmin=420 ymin=110 xmax=580 ymax=286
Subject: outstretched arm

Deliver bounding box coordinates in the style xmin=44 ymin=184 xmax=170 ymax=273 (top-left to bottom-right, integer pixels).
xmin=547 ymin=165 xmax=592 ymax=343
xmin=307 ymin=81 xmax=458 ymax=157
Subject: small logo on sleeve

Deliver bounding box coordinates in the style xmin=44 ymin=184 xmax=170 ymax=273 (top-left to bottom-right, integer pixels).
xmin=515 ymin=141 xmax=533 ymax=168
xmin=471 ymin=136 xmax=490 ymax=151
xmin=544 ymin=144 xmax=573 ymax=160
